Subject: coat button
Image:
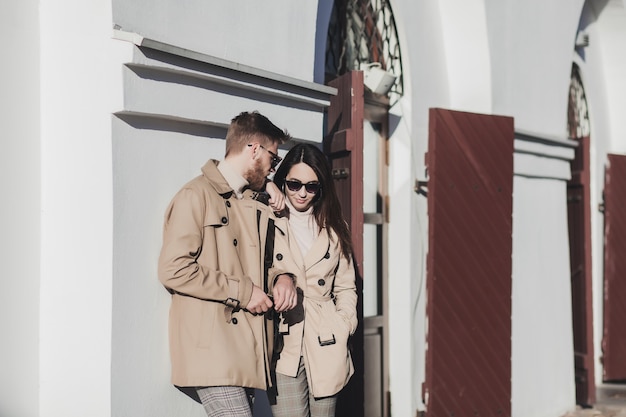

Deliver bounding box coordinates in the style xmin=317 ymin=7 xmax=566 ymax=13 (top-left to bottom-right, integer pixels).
xmin=226 ymin=201 xmax=231 ymax=208
xmin=276 ymin=253 xmax=283 ymax=261
xmin=324 ymin=252 xmax=330 ymax=259
xmin=233 ymin=239 xmax=238 ymax=246
xmin=221 ymin=217 xmax=228 ymax=224
xmin=318 ymin=279 xmax=325 ymax=286
xmin=231 ymin=317 xmax=238 ymax=325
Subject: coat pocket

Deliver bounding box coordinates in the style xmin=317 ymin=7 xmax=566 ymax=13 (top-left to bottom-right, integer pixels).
xmin=304 ymin=300 xmax=354 ymax=397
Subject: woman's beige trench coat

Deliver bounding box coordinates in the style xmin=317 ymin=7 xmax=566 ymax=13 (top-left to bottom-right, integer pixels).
xmin=158 ymin=160 xmax=283 ymax=390
xmin=272 ymin=215 xmax=358 ymax=398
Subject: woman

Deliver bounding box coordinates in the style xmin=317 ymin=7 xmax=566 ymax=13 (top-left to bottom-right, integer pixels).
xmin=270 ymin=143 xmax=357 ymax=417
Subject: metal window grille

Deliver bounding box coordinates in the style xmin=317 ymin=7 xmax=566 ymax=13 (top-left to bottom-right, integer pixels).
xmin=568 ymin=64 xmax=590 ymax=139
xmin=326 ymin=0 xmax=404 ymax=100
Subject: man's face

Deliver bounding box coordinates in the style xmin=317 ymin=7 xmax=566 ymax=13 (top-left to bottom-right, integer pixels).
xmin=244 ymin=142 xmax=280 ymax=191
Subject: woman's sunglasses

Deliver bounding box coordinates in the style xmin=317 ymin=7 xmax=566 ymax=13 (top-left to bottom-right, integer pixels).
xmin=285 ymin=179 xmax=321 ymax=194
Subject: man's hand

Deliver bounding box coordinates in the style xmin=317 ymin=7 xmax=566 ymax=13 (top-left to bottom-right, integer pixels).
xmin=265 ymin=181 xmax=286 ymax=212
xmin=245 ymin=285 xmax=273 ymax=314
xmin=272 ymin=274 xmax=298 ymax=312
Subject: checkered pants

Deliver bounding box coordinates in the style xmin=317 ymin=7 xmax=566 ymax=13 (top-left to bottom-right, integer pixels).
xmin=196 ymin=386 xmax=253 ymax=417
xmin=271 ymin=357 xmax=337 ymax=417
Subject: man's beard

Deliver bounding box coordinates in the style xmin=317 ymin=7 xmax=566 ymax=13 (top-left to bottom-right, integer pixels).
xmin=244 ymin=159 xmax=267 ymax=191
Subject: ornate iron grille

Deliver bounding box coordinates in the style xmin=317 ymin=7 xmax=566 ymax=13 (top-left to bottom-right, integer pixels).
xmin=567 ymin=64 xmax=590 ymax=139
xmin=326 ymin=0 xmax=404 ymax=100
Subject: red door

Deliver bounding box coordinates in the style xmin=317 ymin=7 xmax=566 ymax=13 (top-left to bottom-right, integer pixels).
xmin=424 ymin=108 xmax=514 ymax=417
xmin=602 ymin=154 xmax=626 ymax=381
xmin=324 ymin=70 xmax=365 ymax=417
xmin=567 ymin=135 xmax=595 ymax=404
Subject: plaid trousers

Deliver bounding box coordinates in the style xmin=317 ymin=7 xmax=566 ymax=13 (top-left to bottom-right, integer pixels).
xmin=196 ymin=386 xmax=254 ymax=417
xmin=271 ymin=357 xmax=337 ymax=417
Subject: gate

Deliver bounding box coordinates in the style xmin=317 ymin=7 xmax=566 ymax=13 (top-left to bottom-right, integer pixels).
xmin=424 ymin=108 xmax=514 ymax=417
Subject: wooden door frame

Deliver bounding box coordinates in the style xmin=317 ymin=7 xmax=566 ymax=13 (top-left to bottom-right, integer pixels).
xmin=325 ymin=71 xmax=365 ymax=417
xmin=363 ymin=89 xmax=391 ymax=417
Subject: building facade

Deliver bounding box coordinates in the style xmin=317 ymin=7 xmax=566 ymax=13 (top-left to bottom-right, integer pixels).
xmin=2 ymin=0 xmax=626 ymax=416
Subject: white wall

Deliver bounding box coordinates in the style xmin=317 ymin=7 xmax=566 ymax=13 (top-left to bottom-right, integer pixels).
xmin=386 ymin=0 xmax=451 ymax=414
xmin=438 ymin=0 xmax=492 ymax=112
xmin=38 ymin=0 xmax=133 ymax=415
xmin=512 ymin=176 xmax=575 ymax=417
xmin=112 ymin=120 xmax=219 ymax=417
xmin=488 ymin=0 xmax=586 ymax=136
xmin=111 ymin=0 xmax=319 ymax=81
xmin=577 ymin=0 xmax=626 ymax=388
xmin=511 ymin=135 xmax=577 ymax=417
xmin=0 ymin=1 xmax=40 ymax=416
xmin=386 ymin=1 xmax=587 ymax=416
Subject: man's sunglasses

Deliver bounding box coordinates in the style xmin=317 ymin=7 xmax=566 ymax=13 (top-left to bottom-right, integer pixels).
xmin=248 ymin=143 xmax=282 ymax=169
xmin=285 ymin=179 xmax=321 ymax=194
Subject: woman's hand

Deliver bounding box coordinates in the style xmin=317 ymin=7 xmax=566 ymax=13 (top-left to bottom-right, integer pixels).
xmin=265 ymin=181 xmax=286 ymax=212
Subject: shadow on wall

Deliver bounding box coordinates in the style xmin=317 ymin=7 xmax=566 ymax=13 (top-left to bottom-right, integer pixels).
xmin=115 ymin=112 xmax=228 ymax=138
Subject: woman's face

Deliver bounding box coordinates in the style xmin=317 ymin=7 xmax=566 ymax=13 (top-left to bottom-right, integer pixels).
xmin=284 ymin=162 xmax=320 ymax=212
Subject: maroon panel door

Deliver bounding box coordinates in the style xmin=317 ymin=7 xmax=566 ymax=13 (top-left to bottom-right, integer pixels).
xmin=424 ymin=108 xmax=513 ymax=417
xmin=567 ymin=135 xmax=596 ymax=405
xmin=602 ymin=154 xmax=626 ymax=381
xmin=324 ymin=71 xmax=365 ymax=417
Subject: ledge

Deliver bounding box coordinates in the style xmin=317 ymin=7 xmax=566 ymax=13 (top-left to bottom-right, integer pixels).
xmin=113 ymin=29 xmax=337 ymax=98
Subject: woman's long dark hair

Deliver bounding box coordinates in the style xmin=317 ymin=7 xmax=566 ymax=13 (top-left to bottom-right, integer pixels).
xmin=273 ymin=143 xmax=353 ymax=259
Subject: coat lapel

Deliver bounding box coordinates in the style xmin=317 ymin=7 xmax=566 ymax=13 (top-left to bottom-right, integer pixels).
xmin=303 ymin=229 xmax=331 ymax=271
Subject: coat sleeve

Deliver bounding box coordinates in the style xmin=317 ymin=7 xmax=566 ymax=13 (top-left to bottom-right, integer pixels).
xmin=333 ymin=253 xmax=358 ymax=335
xmin=157 ymin=187 xmax=254 ymax=307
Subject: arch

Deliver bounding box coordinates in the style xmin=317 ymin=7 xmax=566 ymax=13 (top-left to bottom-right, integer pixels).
xmin=324 ymin=0 xmax=404 ymax=101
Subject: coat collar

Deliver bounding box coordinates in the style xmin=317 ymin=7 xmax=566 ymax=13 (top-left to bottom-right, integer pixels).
xmin=201 ymin=159 xmax=234 ymax=198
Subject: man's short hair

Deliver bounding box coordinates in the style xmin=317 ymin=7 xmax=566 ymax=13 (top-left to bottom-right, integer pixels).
xmin=224 ymin=111 xmax=290 ymax=157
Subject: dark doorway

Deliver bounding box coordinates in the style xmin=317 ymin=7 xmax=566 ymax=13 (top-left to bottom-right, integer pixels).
xmin=567 ymin=63 xmax=595 ymax=405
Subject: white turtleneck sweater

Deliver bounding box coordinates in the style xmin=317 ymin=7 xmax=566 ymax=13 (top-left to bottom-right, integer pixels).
xmin=286 ymin=199 xmax=318 ymax=258
xmin=217 ymin=159 xmax=248 ymax=199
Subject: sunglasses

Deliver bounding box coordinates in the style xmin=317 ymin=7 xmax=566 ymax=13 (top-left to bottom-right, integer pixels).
xmin=285 ymin=179 xmax=321 ymax=194
xmin=248 ymin=143 xmax=282 ymax=169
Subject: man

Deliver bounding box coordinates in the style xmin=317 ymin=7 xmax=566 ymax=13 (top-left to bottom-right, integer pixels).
xmin=158 ymin=111 xmax=298 ymax=416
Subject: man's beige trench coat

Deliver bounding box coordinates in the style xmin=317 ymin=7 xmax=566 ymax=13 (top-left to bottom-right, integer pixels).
xmin=158 ymin=160 xmax=282 ymax=390
xmin=272 ymin=215 xmax=358 ymax=398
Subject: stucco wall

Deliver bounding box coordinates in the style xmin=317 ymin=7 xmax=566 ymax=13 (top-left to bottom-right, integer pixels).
xmin=0 ymin=1 xmax=40 ymax=416
xmin=579 ymin=0 xmax=626 ymax=388
xmin=111 ymin=0 xmax=319 ymax=81
xmin=38 ymin=0 xmax=132 ymax=415
xmin=512 ymin=176 xmax=576 ymax=417
xmin=388 ymin=0 xmax=585 ymax=415
xmin=112 ymin=120 xmax=217 ymax=417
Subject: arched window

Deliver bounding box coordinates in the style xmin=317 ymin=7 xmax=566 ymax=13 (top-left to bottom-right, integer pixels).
xmin=325 ymin=0 xmax=404 ymax=100
xmin=567 ymin=64 xmax=590 ymax=139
